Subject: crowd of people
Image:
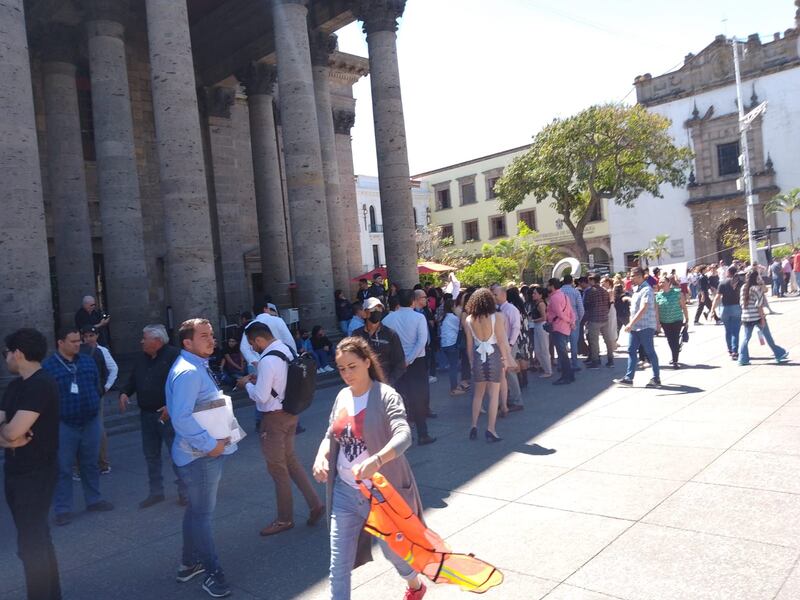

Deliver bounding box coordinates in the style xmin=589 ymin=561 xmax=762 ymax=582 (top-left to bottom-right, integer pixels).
xmin=1 ymin=252 xmax=796 ymax=599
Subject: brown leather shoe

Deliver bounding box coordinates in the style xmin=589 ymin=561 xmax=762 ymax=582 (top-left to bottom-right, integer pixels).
xmin=307 ymin=505 xmax=325 ymax=527
xmin=259 ymin=520 xmax=294 ymax=536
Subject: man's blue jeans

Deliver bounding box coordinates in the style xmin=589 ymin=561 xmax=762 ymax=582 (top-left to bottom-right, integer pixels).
xmin=55 ymin=415 xmax=102 ymax=515
xmin=739 ymin=320 xmax=786 ymax=364
xmin=625 ymin=328 xmax=660 ymax=381
xmin=177 ymin=455 xmax=227 ymax=575
xmin=329 ymin=479 xmax=415 ymax=600
xmin=140 ymin=411 xmax=185 ymax=498
xmin=442 ymin=345 xmax=460 ymax=391
xmin=772 ymin=278 xmax=782 ymax=298
xmin=569 ymin=326 xmax=581 ymax=369
xmin=552 ymin=331 xmax=573 ymax=381
xmin=719 ymin=305 xmax=742 ymax=354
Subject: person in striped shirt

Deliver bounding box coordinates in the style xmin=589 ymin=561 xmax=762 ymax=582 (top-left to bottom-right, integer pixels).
xmin=738 ymin=269 xmax=789 ymax=366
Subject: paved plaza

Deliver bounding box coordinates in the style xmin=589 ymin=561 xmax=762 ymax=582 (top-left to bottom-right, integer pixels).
xmin=4 ymin=298 xmax=800 ymax=599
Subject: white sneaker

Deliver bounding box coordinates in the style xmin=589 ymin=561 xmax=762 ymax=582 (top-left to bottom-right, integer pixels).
xmin=316 ymin=368 xmax=324 ymax=375
xmin=323 ymin=365 xmax=335 ymax=373
xmin=428 ymin=376 xmax=438 ymax=383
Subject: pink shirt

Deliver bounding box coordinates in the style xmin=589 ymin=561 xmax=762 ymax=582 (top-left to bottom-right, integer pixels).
xmin=546 ymin=289 xmax=575 ymax=336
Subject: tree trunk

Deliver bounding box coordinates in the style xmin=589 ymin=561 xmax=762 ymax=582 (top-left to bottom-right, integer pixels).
xmin=573 ymin=226 xmax=590 ymax=263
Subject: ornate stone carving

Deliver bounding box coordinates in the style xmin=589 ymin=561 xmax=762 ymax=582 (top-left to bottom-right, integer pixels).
xmin=238 ymin=62 xmax=277 ymax=97
xmin=332 ymin=109 xmax=355 ymax=134
xmin=40 ymin=23 xmax=79 ymax=64
xmin=201 ymin=86 xmax=235 ymax=119
xmin=82 ymin=0 xmax=130 ymax=24
xmin=309 ymin=32 xmax=338 ymax=66
xmin=352 ymin=0 xmax=407 ymax=35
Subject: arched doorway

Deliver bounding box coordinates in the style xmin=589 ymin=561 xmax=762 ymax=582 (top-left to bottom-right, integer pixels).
xmin=716 ymin=218 xmax=747 ymax=264
xmin=588 ymin=247 xmax=611 ymax=271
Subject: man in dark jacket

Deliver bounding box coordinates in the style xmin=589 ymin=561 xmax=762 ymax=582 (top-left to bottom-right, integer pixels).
xmin=353 ymin=298 xmax=406 ymax=386
xmin=118 ymin=324 xmax=184 ymax=508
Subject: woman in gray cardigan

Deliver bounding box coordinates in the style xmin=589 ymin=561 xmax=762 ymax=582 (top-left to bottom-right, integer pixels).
xmin=313 ymin=337 xmax=428 ymax=600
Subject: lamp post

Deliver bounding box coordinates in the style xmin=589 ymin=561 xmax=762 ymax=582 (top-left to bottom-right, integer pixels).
xmin=362 ymin=203 xmax=368 ymax=230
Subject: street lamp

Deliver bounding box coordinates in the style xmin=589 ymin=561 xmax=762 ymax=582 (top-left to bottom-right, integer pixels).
xmin=362 ymin=204 xmax=368 ymax=230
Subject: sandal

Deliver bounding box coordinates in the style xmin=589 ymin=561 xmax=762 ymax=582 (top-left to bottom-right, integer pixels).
xmin=259 ymin=520 xmax=294 ymax=536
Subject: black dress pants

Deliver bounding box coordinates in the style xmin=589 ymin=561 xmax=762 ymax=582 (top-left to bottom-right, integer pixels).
xmin=4 ymin=464 xmax=62 ymax=600
xmin=395 ymin=357 xmax=429 ymax=438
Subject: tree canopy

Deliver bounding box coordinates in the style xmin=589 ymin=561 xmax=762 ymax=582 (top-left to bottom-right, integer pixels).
xmin=764 ymin=188 xmax=800 ymax=245
xmin=494 ymin=103 xmax=692 ymax=262
xmin=480 ymin=222 xmax=561 ymax=282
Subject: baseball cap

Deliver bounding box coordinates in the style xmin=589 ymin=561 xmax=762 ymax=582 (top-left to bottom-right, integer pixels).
xmin=80 ymin=325 xmax=98 ymax=335
xmin=267 ymin=302 xmax=279 ymax=314
xmin=364 ymin=297 xmax=384 ymax=311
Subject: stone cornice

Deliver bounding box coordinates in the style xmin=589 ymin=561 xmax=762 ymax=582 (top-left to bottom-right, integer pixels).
xmin=309 ymin=32 xmax=338 ymax=67
xmin=351 ymin=0 xmax=406 ymax=35
xmin=237 ymin=62 xmax=277 ymax=97
xmin=201 ymin=86 xmax=236 ymax=119
xmin=328 ymin=51 xmax=369 ymax=84
xmin=333 ymin=109 xmax=356 ymax=134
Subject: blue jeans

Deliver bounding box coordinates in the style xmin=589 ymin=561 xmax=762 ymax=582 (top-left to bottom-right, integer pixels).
xmin=552 ymin=332 xmax=573 ymax=381
xmin=55 ymin=415 xmax=102 ymax=515
xmin=442 ymin=345 xmax=460 ymax=390
xmin=314 ymin=348 xmax=332 ymax=368
xmin=177 ymin=455 xmax=227 ymax=575
xmin=625 ymin=328 xmax=660 ymax=381
xmin=739 ymin=320 xmax=786 ymax=364
xmin=329 ymin=479 xmax=415 ymax=600
xmin=772 ymin=278 xmax=782 ymax=298
xmin=339 ymin=320 xmax=350 ymax=336
xmin=569 ymin=326 xmax=581 ymax=369
xmin=719 ymin=305 xmax=742 ymax=354
xmin=140 ymin=411 xmax=185 ymax=498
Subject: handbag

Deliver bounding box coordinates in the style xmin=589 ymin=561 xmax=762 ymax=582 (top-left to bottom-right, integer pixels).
xmin=681 ymin=325 xmax=689 ymax=343
xmin=543 ymin=322 xmax=553 ymax=333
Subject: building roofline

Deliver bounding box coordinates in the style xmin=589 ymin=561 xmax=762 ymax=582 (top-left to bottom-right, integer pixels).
xmin=411 ymin=144 xmax=532 ymax=179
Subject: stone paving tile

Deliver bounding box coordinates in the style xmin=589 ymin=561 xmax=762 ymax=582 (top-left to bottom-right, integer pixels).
xmin=694 ymin=449 xmax=800 ymax=494
xmin=418 ymin=487 xmax=508 ymax=539
xmin=444 ymin=503 xmax=632 ymax=581
xmin=644 ymin=481 xmax=800 ymax=548
xmin=444 ymin=460 xmax=568 ymax=501
xmin=627 ymin=418 xmax=756 ymax=449
xmin=543 ymin=583 xmax=628 ymax=599
xmin=732 ymin=422 xmax=800 ymax=455
xmin=664 ymin=402 xmax=776 ymax=424
xmin=766 ymin=403 xmax=800 ymax=426
xmin=518 ymin=469 xmax=683 ymax=520
xmin=585 ymin=395 xmax=695 ymax=420
xmin=543 ymin=415 xmax=656 ymax=442
xmin=775 ymin=561 xmax=800 ymax=600
xmin=509 ymin=435 xmax=617 ymax=469
xmin=567 ymin=522 xmax=798 ymax=600
xmin=580 ymin=442 xmax=722 ymax=481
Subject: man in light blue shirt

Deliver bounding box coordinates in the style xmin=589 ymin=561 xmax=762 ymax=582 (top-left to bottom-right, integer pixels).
xmin=614 ymin=267 xmax=661 ymax=387
xmin=382 ymin=289 xmax=436 ymax=445
xmin=166 ymin=318 xmax=236 ymax=598
xmin=561 ymin=275 xmax=585 ymax=370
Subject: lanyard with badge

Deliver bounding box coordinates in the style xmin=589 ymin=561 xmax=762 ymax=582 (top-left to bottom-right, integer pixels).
xmin=55 ymin=354 xmax=79 ymax=395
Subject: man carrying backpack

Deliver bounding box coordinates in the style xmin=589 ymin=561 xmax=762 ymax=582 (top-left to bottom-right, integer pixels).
xmin=237 ymin=322 xmax=324 ymax=537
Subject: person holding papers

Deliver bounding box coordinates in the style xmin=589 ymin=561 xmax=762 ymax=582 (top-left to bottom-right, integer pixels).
xmin=237 ymin=322 xmax=324 ymax=537
xmin=167 ymin=319 xmax=238 ymax=599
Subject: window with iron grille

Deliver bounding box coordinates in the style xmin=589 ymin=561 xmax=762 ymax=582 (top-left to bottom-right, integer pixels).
xmin=436 ymin=188 xmax=451 ymax=210
xmin=717 ymin=142 xmax=741 ymax=176
xmin=518 ymin=209 xmax=536 ymax=230
xmin=463 ymin=220 xmax=479 ymax=242
xmin=489 ymin=215 xmax=507 ymax=238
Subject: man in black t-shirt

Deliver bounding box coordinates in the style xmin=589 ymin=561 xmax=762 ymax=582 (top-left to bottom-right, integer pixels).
xmin=1 ymin=328 xmax=62 ymax=600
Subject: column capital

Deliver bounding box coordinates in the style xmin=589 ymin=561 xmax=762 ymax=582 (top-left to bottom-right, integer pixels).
xmin=40 ymin=23 xmax=80 ymax=64
xmin=309 ymin=32 xmax=338 ymax=67
xmin=352 ymin=0 xmax=406 ymax=35
xmin=272 ymin=0 xmax=309 ymax=6
xmin=200 ymin=86 xmax=236 ymax=119
xmin=81 ymin=0 xmax=130 ymax=24
xmin=238 ymin=62 xmax=277 ymax=97
xmin=332 ymin=109 xmax=355 ymax=135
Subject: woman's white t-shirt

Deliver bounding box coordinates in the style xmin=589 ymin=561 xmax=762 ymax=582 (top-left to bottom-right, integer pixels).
xmin=331 ymin=388 xmax=371 ymax=489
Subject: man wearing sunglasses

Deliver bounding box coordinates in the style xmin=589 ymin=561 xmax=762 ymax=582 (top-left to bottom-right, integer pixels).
xmin=74 ymin=295 xmax=111 ymax=347
xmin=351 ymin=297 xmax=406 ymax=386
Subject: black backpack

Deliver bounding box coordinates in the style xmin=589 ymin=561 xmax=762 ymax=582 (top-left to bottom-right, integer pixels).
xmin=264 ymin=348 xmax=317 ymax=415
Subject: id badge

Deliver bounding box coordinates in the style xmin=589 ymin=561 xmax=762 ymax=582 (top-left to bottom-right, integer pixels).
xmin=70 ymin=382 xmax=79 ymax=395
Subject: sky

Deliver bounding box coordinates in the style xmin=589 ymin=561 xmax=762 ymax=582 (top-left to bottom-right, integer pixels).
xmin=335 ymin=0 xmax=796 ymax=176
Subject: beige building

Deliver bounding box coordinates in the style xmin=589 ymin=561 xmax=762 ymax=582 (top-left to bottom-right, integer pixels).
xmin=413 ymin=146 xmax=612 ymax=269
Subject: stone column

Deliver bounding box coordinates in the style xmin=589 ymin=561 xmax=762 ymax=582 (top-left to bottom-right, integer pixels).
xmin=270 ymin=0 xmax=335 ymax=327
xmin=310 ymin=32 xmax=349 ymax=294
xmin=84 ymin=0 xmax=151 ymax=351
xmin=239 ymin=62 xmax=292 ymax=307
xmin=41 ymin=24 xmax=96 ymax=328
xmin=0 ymin=0 xmax=54 ymax=352
xmin=333 ymin=109 xmax=363 ymax=284
xmin=354 ymin=0 xmax=418 ymax=288
xmin=144 ymin=0 xmax=219 ymax=323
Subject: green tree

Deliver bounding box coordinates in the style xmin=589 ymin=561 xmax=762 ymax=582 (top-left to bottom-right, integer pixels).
xmin=494 ymin=104 xmax=693 ymax=262
xmin=764 ymin=188 xmax=800 ymax=245
xmin=416 ymin=224 xmax=474 ymax=271
xmin=481 ymin=222 xmax=562 ymax=282
xmin=640 ymin=233 xmax=670 ymax=266
xmin=458 ymin=256 xmax=518 ymax=288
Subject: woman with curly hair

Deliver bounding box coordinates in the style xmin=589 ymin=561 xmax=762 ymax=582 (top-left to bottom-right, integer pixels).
xmin=464 ymin=288 xmax=514 ymax=442
xmin=312 ymin=336 xmax=428 ymax=600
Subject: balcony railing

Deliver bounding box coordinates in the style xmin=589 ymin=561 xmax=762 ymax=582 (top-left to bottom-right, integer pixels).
xmin=369 ymin=224 xmax=384 ymax=233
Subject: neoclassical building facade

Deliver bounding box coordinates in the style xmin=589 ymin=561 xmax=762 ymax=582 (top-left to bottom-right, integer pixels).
xmin=1 ymin=0 xmax=419 ymax=358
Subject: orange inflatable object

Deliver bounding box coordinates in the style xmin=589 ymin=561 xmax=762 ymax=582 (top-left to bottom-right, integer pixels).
xmin=358 ymin=473 xmax=504 ymax=594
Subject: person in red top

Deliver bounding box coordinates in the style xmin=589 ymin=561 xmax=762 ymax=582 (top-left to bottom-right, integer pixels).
xmin=546 ymin=278 xmax=576 ymax=385
xmin=792 ymin=249 xmax=800 ymax=296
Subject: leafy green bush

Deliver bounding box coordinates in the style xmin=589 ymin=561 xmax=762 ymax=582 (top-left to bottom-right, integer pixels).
xmin=458 ymin=257 xmax=518 ymax=288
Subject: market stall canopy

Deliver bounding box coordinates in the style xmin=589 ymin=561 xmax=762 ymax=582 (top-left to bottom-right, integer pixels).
xmin=352 ymin=262 xmax=456 ymax=282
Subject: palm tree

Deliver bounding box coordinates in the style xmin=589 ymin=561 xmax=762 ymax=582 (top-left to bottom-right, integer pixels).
xmin=639 ymin=234 xmax=670 ymax=267
xmin=765 ymin=188 xmax=800 ymax=245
